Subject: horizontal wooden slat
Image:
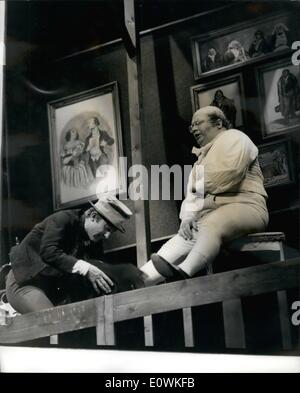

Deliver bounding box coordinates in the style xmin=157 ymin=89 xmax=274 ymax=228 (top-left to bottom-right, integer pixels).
xmin=113 ymin=259 xmax=300 ymax=322
xmin=0 ymin=297 xmax=101 ymax=343
xmin=0 ymin=259 xmax=299 ymax=344
xmin=245 ymin=232 xmax=285 ymax=242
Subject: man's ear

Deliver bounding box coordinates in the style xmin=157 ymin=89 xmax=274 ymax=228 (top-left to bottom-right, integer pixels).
xmin=90 ymin=211 xmax=97 ymax=220
xmin=217 ymin=119 xmax=223 ymax=129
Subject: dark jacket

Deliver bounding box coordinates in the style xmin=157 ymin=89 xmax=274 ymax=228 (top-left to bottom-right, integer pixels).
xmin=9 ymin=209 xmax=103 ymax=285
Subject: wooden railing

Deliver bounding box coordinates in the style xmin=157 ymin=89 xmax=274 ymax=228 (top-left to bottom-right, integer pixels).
xmin=0 ymin=259 xmax=299 ymax=349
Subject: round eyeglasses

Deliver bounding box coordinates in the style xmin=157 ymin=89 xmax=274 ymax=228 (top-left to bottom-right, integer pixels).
xmin=189 ymin=121 xmax=202 ymax=132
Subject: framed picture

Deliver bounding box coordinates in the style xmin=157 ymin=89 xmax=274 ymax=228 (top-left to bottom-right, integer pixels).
xmin=256 ymin=57 xmax=300 ymax=138
xmin=191 ymin=73 xmax=245 ymax=129
xmin=258 ymin=139 xmax=295 ymax=188
xmin=191 ymin=11 xmax=297 ymax=79
xmin=48 ymin=82 xmax=125 ymax=209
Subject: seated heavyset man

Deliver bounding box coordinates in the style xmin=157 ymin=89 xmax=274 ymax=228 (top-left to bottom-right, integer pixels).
xmin=5 ymin=196 xmax=144 ymax=314
xmin=140 ymin=106 xmax=269 ymax=285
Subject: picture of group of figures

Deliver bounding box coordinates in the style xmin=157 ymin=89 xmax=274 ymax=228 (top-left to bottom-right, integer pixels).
xmin=258 ymin=140 xmax=294 ymax=188
xmin=194 ymin=13 xmax=296 ymax=76
xmin=258 ymin=60 xmax=300 ymax=136
xmin=190 ymin=13 xmax=297 ymax=191
xmin=60 ymin=116 xmax=115 ymax=189
xmin=48 ymin=83 xmax=123 ymax=209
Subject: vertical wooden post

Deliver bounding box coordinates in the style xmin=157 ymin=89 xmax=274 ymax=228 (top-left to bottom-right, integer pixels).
xmin=222 ymin=298 xmax=246 ymax=349
xmin=104 ymin=295 xmax=115 ymax=345
xmin=183 ymin=307 xmax=194 ymax=347
xmin=207 ymin=263 xmax=246 ymax=349
xmin=50 ymin=335 xmax=58 ymax=345
xmin=96 ymin=297 xmax=104 ymax=345
xmin=96 ymin=295 xmax=115 ymax=346
xmin=144 ymin=315 xmax=154 ymax=346
xmin=277 ymin=290 xmax=292 ymax=350
xmin=124 ymin=0 xmax=154 ymax=346
xmin=277 ymin=242 xmax=292 ymax=350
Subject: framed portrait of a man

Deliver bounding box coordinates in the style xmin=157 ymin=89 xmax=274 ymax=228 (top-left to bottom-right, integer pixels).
xmin=258 ymin=139 xmax=295 ymax=188
xmin=256 ymin=57 xmax=300 ymax=138
xmin=48 ymin=82 xmax=125 ymax=209
xmin=191 ymin=73 xmax=245 ymax=129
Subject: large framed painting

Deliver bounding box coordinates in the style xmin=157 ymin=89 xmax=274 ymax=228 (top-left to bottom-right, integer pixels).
xmin=48 ymin=82 xmax=125 ymax=209
xmin=258 ymin=139 xmax=295 ymax=188
xmin=191 ymin=11 xmax=297 ymax=79
xmin=256 ymin=57 xmax=300 ymax=138
xmin=191 ymin=73 xmax=245 ymax=129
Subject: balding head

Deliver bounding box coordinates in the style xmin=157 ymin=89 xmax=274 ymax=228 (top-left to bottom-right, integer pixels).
xmin=193 ymin=106 xmax=230 ymax=130
xmin=190 ymin=106 xmax=229 ymax=147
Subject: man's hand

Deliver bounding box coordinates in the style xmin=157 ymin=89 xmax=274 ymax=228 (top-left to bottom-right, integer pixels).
xmin=178 ymin=219 xmax=198 ymax=241
xmin=86 ymin=265 xmax=114 ymax=294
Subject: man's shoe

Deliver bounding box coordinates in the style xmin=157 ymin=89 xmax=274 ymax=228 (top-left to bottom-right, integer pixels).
xmin=151 ymin=253 xmax=189 ymax=282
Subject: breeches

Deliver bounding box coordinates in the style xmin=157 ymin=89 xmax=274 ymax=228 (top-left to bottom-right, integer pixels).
xmin=6 ymin=260 xmax=144 ymax=314
xmin=5 ymin=270 xmax=92 ymax=314
xmin=157 ymin=198 xmax=269 ymax=276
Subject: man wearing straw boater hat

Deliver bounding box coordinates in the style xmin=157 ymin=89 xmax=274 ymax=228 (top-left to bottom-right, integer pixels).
xmin=4 ymin=195 xmax=144 ymax=314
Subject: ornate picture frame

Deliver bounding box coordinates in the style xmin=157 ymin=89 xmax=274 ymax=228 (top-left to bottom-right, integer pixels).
xmin=258 ymin=139 xmax=295 ymax=188
xmin=47 ymin=82 xmax=125 ymax=209
xmin=191 ymin=11 xmax=296 ymax=79
xmin=190 ymin=73 xmax=246 ymax=129
xmin=256 ymin=56 xmax=300 ymax=138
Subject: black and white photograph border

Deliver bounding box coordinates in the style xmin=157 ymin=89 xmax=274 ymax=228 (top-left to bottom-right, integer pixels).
xmin=0 ymin=0 xmax=300 ymax=374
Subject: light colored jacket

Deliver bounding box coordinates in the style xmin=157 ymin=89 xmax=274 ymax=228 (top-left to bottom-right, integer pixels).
xmin=180 ymin=129 xmax=267 ymax=221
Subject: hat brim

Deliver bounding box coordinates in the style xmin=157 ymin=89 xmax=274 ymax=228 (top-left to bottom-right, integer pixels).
xmin=88 ymin=200 xmax=125 ymax=233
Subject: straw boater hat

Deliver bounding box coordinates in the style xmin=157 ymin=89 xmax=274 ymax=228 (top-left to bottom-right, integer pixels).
xmin=89 ymin=195 xmax=133 ymax=233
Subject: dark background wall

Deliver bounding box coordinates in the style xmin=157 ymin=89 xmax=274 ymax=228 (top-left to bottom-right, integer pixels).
xmin=2 ymin=0 xmax=300 ymax=264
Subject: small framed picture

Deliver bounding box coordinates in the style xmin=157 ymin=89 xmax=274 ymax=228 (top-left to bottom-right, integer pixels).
xmin=190 ymin=73 xmax=245 ymax=129
xmin=258 ymin=139 xmax=295 ymax=188
xmin=48 ymin=82 xmax=125 ymax=209
xmin=256 ymin=57 xmax=300 ymax=138
xmin=191 ymin=11 xmax=297 ymax=79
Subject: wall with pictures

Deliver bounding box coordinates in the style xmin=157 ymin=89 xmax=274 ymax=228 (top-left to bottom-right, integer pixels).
xmin=3 ymin=20 xmax=181 ymax=261
xmin=146 ymin=1 xmax=300 ymax=252
xmin=2 ymin=1 xmax=300 ymax=264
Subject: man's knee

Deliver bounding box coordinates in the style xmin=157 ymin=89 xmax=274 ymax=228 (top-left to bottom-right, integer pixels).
xmin=197 ymin=222 xmax=224 ymax=245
